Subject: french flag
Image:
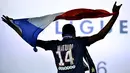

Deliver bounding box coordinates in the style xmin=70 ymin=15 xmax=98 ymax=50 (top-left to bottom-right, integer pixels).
xmin=12 ymin=12 xmax=63 ymax=47
xmin=11 ymin=8 xmax=115 ymax=50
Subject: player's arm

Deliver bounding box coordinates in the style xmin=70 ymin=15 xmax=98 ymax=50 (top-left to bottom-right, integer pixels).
xmin=36 ymin=40 xmax=48 ymax=49
xmin=36 ymin=40 xmax=57 ymax=50
xmin=86 ymin=2 xmax=122 ymax=46
xmin=1 ymin=15 xmax=22 ymax=36
xmin=35 ymin=40 xmax=51 ymax=52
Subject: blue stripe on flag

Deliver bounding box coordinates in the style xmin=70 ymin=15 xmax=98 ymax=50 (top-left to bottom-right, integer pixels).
xmin=13 ymin=19 xmax=43 ymax=47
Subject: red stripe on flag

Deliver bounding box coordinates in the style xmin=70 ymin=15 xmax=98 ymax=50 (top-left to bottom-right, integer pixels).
xmin=55 ymin=8 xmax=116 ymax=20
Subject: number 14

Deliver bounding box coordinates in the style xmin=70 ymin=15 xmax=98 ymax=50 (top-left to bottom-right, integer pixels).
xmin=56 ymin=50 xmax=74 ymax=66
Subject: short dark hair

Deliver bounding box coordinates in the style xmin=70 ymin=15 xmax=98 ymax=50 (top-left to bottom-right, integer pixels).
xmin=62 ymin=24 xmax=76 ymax=37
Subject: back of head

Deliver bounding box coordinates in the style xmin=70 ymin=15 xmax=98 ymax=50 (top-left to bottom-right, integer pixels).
xmin=62 ymin=24 xmax=76 ymax=37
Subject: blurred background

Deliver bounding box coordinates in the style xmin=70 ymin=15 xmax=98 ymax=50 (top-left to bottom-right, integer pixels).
xmin=0 ymin=0 xmax=130 ymax=73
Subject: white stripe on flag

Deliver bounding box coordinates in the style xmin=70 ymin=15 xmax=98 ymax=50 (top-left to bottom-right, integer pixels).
xmin=28 ymin=12 xmax=64 ymax=29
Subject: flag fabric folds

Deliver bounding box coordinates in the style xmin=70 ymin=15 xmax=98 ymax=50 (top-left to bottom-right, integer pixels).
xmin=11 ymin=8 xmax=116 ymax=49
xmin=12 ymin=12 xmax=63 ymax=47
xmin=54 ymin=8 xmax=115 ymax=20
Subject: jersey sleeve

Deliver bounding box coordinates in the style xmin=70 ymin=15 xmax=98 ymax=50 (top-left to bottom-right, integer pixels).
xmin=36 ymin=40 xmax=58 ymax=50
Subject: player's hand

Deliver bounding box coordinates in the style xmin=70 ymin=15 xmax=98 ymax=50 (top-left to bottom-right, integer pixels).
xmin=1 ymin=15 xmax=14 ymax=26
xmin=112 ymin=1 xmax=122 ymax=12
xmin=2 ymin=15 xmax=22 ymax=36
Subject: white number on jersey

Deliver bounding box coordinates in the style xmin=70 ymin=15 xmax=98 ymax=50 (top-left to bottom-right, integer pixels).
xmin=56 ymin=49 xmax=74 ymax=66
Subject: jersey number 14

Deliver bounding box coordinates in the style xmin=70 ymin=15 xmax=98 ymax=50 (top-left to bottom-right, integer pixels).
xmin=56 ymin=50 xmax=74 ymax=66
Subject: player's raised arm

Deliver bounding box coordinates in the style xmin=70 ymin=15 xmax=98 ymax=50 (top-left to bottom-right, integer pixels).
xmin=86 ymin=2 xmax=122 ymax=46
xmin=36 ymin=40 xmax=47 ymax=49
xmin=1 ymin=15 xmax=22 ymax=36
xmin=36 ymin=40 xmax=58 ymax=51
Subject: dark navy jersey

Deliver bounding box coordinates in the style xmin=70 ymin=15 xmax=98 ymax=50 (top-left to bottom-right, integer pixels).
xmin=36 ymin=37 xmax=91 ymax=73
